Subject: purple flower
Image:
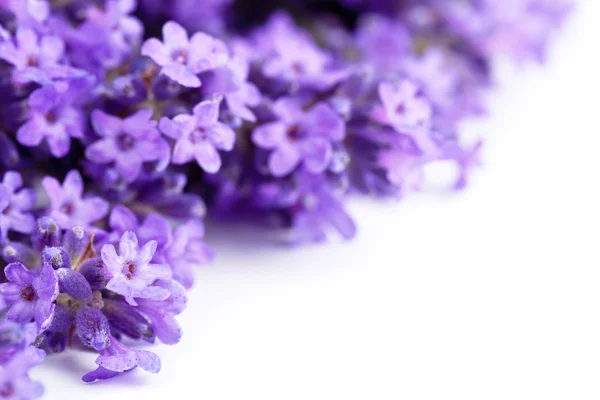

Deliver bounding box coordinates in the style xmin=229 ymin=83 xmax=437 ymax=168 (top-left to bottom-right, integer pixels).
xmin=200 ymin=50 xmax=261 ymax=122
xmin=0 ymin=263 xmax=58 ymax=332
xmin=82 ymin=335 xmax=160 ymax=382
xmin=1 ymin=0 xmax=50 ymax=26
xmin=159 ymin=97 xmax=235 ymax=173
xmin=0 ymin=171 xmax=36 ymax=243
xmin=252 ymin=98 xmax=346 ymax=177
xmin=17 ymin=85 xmax=84 ymax=158
xmin=0 ymin=346 xmax=45 ymax=399
xmin=0 ymin=27 xmax=67 ymax=85
xmin=87 ymin=109 xmax=170 ymax=182
xmin=141 ymin=21 xmax=228 ymax=88
xmin=135 ymin=279 xmax=187 ymax=344
xmin=454 ymin=140 xmax=484 ymax=190
xmin=375 ymin=80 xmax=433 ymax=129
xmin=84 ymin=0 xmax=144 ymax=56
xmin=355 ymin=14 xmax=410 ymax=71
xmin=254 ymin=12 xmax=331 ymax=85
xmin=42 ymin=170 xmax=109 ymax=229
xmin=108 ymin=206 xmax=212 ymax=289
xmin=101 ymin=231 xmax=172 ymax=305
xmin=225 ymin=55 xmax=262 ymax=122
xmin=161 ymin=219 xmax=213 ymax=289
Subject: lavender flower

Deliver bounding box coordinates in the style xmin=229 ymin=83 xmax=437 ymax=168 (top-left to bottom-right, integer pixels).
xmin=0 ymin=171 xmax=36 ymax=243
xmin=0 ymin=346 xmax=45 ymax=399
xmin=16 ymin=85 xmax=84 ymax=158
xmin=101 ymin=231 xmax=172 ymax=305
xmin=252 ymin=98 xmax=345 ymax=177
xmin=141 ymin=21 xmax=228 ymax=87
xmin=0 ymin=27 xmax=67 ymax=85
xmin=87 ymin=110 xmax=169 ymax=182
xmin=0 ymin=263 xmax=58 ymax=331
xmin=82 ymin=335 xmax=160 ymax=382
xmin=159 ymin=97 xmax=235 ymax=173
xmin=42 ymin=170 xmax=109 ymax=229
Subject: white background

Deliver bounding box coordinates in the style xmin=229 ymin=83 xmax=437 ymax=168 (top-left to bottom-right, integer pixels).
xmin=36 ymin=2 xmax=600 ymax=399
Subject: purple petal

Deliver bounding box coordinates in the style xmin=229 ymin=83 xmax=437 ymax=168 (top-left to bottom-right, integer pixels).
xmin=161 ymin=63 xmax=201 ymax=88
xmin=252 ymin=122 xmax=287 ymax=149
xmin=3 ymin=171 xmax=23 ymax=192
xmin=135 ymin=240 xmax=157 ymax=266
xmin=81 ymin=197 xmax=110 ymax=224
xmin=115 ymin=155 xmax=143 ymax=182
xmin=40 ymin=35 xmax=65 ymax=64
xmin=4 ymin=262 xmax=34 ymax=286
xmin=307 ymin=103 xmax=345 ymax=141
xmin=158 ymin=116 xmax=187 ymax=140
xmin=301 ymin=137 xmax=333 ymax=174
xmin=193 ymin=142 xmax=221 ymax=173
xmin=193 ymin=98 xmax=220 ymax=125
xmin=273 ymin=97 xmax=304 ymax=121
xmin=82 ymin=366 xmax=120 ymax=382
xmin=16 ymin=121 xmax=45 ymax=147
xmin=47 ymin=131 xmax=71 ymax=158
xmin=141 ymin=38 xmax=169 ymax=66
xmin=0 ymin=283 xmax=23 ymax=304
xmin=101 ymin=244 xmax=122 ymax=276
xmin=162 ymin=21 xmax=189 ymax=51
xmin=33 ymin=264 xmax=58 ymax=301
xmin=171 ymin=140 xmax=195 ymax=164
xmin=97 ymin=350 xmax=138 ymax=372
xmin=86 ymin=138 xmax=118 ymax=163
xmin=135 ymin=350 xmax=161 ymax=373
xmin=91 ymin=110 xmax=122 ymax=137
xmin=7 ymin=212 xmax=36 ymax=235
xmin=12 ymin=188 xmax=36 ymax=210
xmin=119 ymin=231 xmax=138 ymax=261
xmin=7 ymin=300 xmax=35 ymax=323
xmin=208 ymin=123 xmax=235 ymax=151
xmin=109 ymin=205 xmax=139 ymax=233
xmin=63 ymin=170 xmax=83 ymax=198
xmin=269 ymin=145 xmax=301 ymax=177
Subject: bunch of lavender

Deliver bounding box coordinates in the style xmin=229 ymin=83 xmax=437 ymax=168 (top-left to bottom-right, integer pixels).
xmin=0 ymin=0 xmax=569 ymax=397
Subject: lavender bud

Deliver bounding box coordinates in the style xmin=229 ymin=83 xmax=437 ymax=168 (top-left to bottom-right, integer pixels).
xmin=2 ymin=242 xmax=37 ymax=266
xmin=46 ymin=304 xmax=74 ymax=333
xmin=78 ymin=258 xmax=108 ymax=290
xmin=75 ymin=306 xmax=111 ymax=351
xmin=102 ymin=299 xmax=155 ymax=341
xmin=32 ymin=217 xmax=61 ymax=251
xmin=63 ymin=226 xmax=85 ymax=261
xmin=55 ymin=268 xmax=93 ymax=302
xmin=42 ymin=247 xmax=71 ymax=270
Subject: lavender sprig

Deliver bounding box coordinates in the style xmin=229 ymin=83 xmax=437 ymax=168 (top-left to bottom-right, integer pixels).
xmin=0 ymin=0 xmax=571 ymax=398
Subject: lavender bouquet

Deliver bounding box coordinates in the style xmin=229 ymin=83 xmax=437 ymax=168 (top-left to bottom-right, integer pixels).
xmin=0 ymin=0 xmax=570 ymax=397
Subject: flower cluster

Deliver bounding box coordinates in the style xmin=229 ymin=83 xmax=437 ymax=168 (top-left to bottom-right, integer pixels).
xmin=0 ymin=0 xmax=569 ymax=397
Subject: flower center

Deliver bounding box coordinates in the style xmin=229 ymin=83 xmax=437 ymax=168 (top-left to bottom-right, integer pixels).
xmin=25 ymin=55 xmax=39 ymax=67
xmin=286 ymin=124 xmax=304 ymax=142
xmin=291 ymin=61 xmax=305 ymax=75
xmin=20 ymin=286 xmax=35 ymax=302
xmin=190 ymin=127 xmax=207 ymax=144
xmin=60 ymin=201 xmax=75 ymax=215
xmin=116 ymin=133 xmax=135 ymax=151
xmin=0 ymin=382 xmax=14 ymax=398
xmin=171 ymin=49 xmax=188 ymax=64
xmin=45 ymin=111 xmax=58 ymax=124
xmin=395 ymin=103 xmax=406 ymax=114
xmin=123 ymin=261 xmax=135 ymax=280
